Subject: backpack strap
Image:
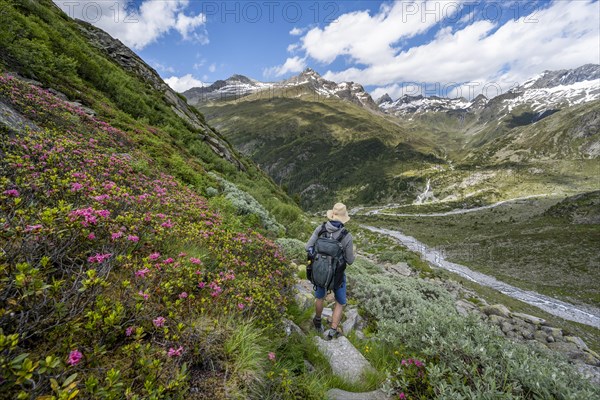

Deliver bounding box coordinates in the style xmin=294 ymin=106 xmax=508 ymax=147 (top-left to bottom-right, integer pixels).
xmin=317 ymin=222 xmax=328 ymax=238
xmin=337 ymin=228 xmax=349 ymax=243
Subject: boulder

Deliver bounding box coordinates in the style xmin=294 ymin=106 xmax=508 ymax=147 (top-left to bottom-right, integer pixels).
xmin=387 ymin=262 xmax=412 ymax=277
xmin=511 ymin=312 xmax=546 ymax=326
xmin=304 ymin=359 xmax=316 ymax=374
xmin=315 ymin=336 xmax=376 ymax=383
xmin=534 ymin=330 xmax=549 ymax=343
xmin=564 ymin=336 xmax=589 ymax=351
xmin=500 ymin=321 xmax=514 ymax=334
xmin=481 ymin=304 xmax=511 ymax=318
xmin=540 ymin=326 xmax=563 ymax=339
xmin=342 ymin=308 xmax=361 ymax=335
xmin=488 ymin=315 xmax=507 ymax=325
xmin=327 ymin=389 xmax=391 ymax=400
xmin=293 ymin=282 xmax=314 ymax=310
xmin=575 ymin=364 xmax=600 ymax=386
xmin=282 ymin=318 xmax=304 ymax=337
xmin=455 ymin=300 xmax=477 ymax=317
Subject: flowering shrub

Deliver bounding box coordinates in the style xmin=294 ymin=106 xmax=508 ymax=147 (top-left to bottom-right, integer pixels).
xmin=348 ymin=258 xmax=600 ymax=398
xmin=382 ymin=357 xmax=432 ymax=399
xmin=0 ymin=74 xmax=295 ymax=398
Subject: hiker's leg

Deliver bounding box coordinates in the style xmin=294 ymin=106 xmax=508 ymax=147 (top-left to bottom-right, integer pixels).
xmin=314 ymin=286 xmax=326 ymax=318
xmin=315 ymin=297 xmax=324 ymax=318
xmin=331 ymin=275 xmax=347 ymax=329
xmin=331 ymin=301 xmax=344 ymax=329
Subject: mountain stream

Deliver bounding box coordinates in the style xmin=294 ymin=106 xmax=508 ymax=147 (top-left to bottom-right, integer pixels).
xmin=363 ymin=225 xmax=600 ymax=328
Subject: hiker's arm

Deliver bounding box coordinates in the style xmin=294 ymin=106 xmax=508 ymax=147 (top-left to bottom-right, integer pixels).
xmin=305 ymin=226 xmax=320 ymax=251
xmin=344 ymin=235 xmax=355 ymax=265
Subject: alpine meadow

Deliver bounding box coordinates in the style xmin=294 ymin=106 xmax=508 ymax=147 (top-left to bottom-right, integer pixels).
xmin=1 ymin=1 xmax=599 ymax=399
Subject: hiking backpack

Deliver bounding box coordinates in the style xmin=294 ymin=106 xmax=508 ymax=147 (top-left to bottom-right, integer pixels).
xmin=308 ymin=223 xmax=348 ymax=290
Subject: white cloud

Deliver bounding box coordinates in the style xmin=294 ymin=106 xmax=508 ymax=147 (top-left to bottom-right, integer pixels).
xmin=287 ymin=43 xmax=300 ymax=53
xmin=52 ymin=0 xmax=208 ymax=50
xmin=208 ymin=63 xmax=216 ymax=73
xmin=165 ymin=74 xmax=205 ymax=92
xmin=301 ymin=1 xmax=462 ymax=65
xmin=151 ymin=62 xmax=175 ymax=74
xmin=264 ymin=56 xmax=307 ymax=78
xmin=289 ymin=27 xmax=305 ymax=36
xmin=313 ymin=0 xmax=599 ymax=98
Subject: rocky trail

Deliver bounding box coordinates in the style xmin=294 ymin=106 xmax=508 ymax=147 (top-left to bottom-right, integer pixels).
xmin=290 ymin=245 xmax=600 ymax=397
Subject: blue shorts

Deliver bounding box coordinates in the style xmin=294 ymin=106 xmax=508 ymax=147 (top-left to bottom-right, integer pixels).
xmin=314 ymin=274 xmax=347 ymax=305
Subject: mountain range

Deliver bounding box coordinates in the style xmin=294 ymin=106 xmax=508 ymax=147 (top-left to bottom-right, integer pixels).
xmin=184 ymin=65 xmax=600 ymax=209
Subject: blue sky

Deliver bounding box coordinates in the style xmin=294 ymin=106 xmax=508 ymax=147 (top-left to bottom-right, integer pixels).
xmin=54 ymin=1 xmax=599 ymax=99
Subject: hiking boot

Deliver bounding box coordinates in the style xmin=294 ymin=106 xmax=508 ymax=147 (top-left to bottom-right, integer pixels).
xmin=313 ymin=316 xmax=323 ymax=333
xmin=324 ymin=327 xmax=341 ymax=341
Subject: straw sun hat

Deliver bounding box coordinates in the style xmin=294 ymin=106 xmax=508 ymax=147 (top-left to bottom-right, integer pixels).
xmin=326 ymin=202 xmax=350 ymax=224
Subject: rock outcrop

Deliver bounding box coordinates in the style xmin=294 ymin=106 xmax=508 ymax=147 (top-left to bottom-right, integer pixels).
xmin=73 ymin=20 xmax=245 ymax=171
xmin=315 ymin=336 xmax=376 ymax=383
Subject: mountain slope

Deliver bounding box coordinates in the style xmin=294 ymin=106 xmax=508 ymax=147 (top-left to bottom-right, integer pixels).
xmin=0 ymin=1 xmax=311 ymax=398
xmin=0 ymin=0 xmax=305 ymax=234
xmin=193 ymin=65 xmax=599 ymax=209
xmin=198 ymin=91 xmax=445 ymax=209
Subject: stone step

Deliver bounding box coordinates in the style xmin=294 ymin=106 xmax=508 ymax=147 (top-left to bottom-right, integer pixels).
xmin=314 ymin=336 xmax=376 ymax=384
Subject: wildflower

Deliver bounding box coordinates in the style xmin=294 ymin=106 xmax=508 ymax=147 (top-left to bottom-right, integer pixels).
xmin=168 ymin=346 xmax=184 ymax=357
xmin=127 ymin=234 xmax=139 ymax=242
xmin=125 ymin=326 xmax=135 ymax=337
xmin=161 ymin=220 xmax=174 ymax=228
xmin=67 ymin=350 xmax=83 ymax=366
xmin=238 ymin=303 xmax=245 ymax=310
xmin=178 ymin=252 xmax=187 ymax=257
xmin=88 ymin=253 xmax=112 ymax=263
xmin=398 ymin=393 xmax=406 ymax=400
xmin=135 ymin=268 xmax=149 ymax=278
xmin=153 ymin=316 xmax=166 ymax=328
xmin=96 ymin=209 xmax=110 ymax=218
xmin=3 ymin=189 xmax=19 ymax=197
xmin=149 ymin=252 xmax=161 ymax=261
xmin=87 ymin=233 xmax=96 ymax=240
xmin=268 ymin=352 xmax=276 ymax=361
xmin=24 ymin=224 xmax=43 ymax=232
xmin=71 ymin=182 xmax=83 ymax=192
xmin=111 ymin=231 xmax=123 ymax=240
xmin=189 ymin=257 xmax=202 ymax=264
xmin=163 ymin=258 xmax=174 ymax=264
xmin=179 ymin=292 xmax=188 ymax=299
xmin=138 ymin=291 xmax=149 ymax=300
xmin=198 ymin=282 xmax=206 ymax=289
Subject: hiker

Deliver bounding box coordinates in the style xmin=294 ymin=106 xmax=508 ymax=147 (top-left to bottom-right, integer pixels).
xmin=306 ymin=202 xmax=355 ymax=340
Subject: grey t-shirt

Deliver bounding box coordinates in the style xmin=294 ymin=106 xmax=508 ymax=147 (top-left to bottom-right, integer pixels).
xmin=305 ymin=221 xmax=355 ymax=265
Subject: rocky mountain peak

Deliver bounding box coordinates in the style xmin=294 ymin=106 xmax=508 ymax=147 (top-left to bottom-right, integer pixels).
xmin=226 ymin=74 xmax=254 ymax=84
xmin=376 ymin=93 xmax=393 ymax=105
xmin=300 ymin=67 xmax=321 ymax=78
xmin=521 ymin=64 xmax=600 ymax=90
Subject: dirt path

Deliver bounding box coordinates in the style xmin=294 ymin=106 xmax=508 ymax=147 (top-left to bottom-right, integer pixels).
xmin=360 ymin=194 xmax=554 ymax=217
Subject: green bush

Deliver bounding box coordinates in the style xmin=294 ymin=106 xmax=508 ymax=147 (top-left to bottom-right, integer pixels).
xmin=210 ymin=173 xmax=285 ymax=236
xmin=347 ymin=258 xmax=600 ymax=399
xmin=275 ymin=238 xmax=306 ymax=263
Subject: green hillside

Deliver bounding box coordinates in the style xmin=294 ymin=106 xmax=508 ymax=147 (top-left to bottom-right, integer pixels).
xmin=197 ymin=82 xmax=599 ymax=210
xmin=1 ymin=1 xmax=599 ymax=399
xmin=198 ymin=93 xmax=445 ymax=209
xmin=0 ymin=1 xmax=308 ymax=398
